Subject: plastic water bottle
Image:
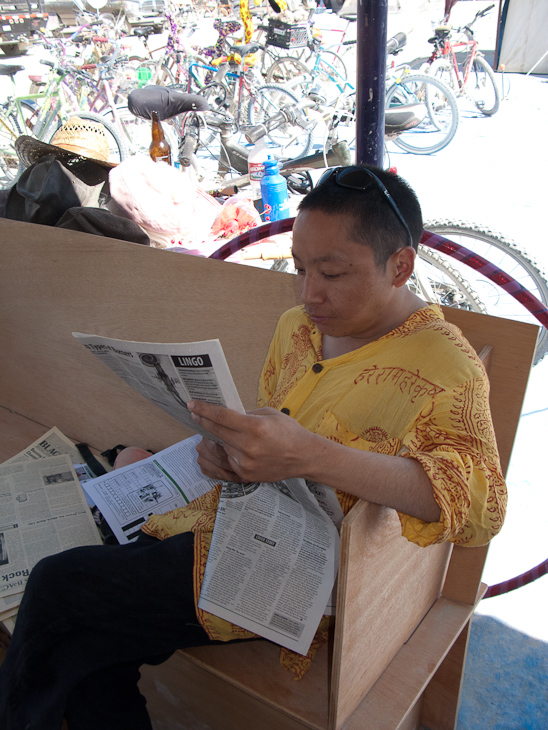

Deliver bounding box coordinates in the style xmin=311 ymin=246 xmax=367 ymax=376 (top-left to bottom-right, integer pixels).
xmin=247 ymin=138 xmax=268 ymax=202
xmin=260 ymin=156 xmax=290 ymax=222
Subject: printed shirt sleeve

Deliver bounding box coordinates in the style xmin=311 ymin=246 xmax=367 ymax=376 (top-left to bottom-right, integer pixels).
xmin=398 ymin=376 xmax=507 ymax=547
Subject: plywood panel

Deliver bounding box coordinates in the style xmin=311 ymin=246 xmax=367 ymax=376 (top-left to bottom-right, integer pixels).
xmin=139 ymin=639 xmax=330 ymax=730
xmin=330 ymin=501 xmax=452 ymax=729
xmin=0 ymin=220 xmax=298 ymax=454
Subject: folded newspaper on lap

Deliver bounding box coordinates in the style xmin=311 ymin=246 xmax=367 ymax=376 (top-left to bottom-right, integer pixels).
xmin=199 ymin=478 xmax=341 ymax=656
xmin=72 ymin=333 xmax=246 ymax=443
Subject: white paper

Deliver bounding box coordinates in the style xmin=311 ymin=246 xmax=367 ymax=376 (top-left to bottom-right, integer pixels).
xmin=83 ymin=435 xmax=218 ymax=544
xmin=0 ymin=455 xmax=103 ymax=598
xmin=198 ymin=478 xmax=340 ymax=656
xmin=73 ymin=333 xmax=245 ymax=442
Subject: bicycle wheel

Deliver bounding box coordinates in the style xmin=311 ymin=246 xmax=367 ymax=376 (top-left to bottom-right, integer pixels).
xmin=423 ymin=219 xmax=548 ymax=364
xmin=415 ymin=248 xmax=486 ymax=313
xmin=429 ymin=59 xmax=459 ymax=96
xmin=386 ymin=74 xmax=459 ymax=155
xmin=468 ymin=56 xmax=500 ymax=116
xmin=0 ymin=112 xmax=24 ymax=188
xmin=44 ymin=111 xmax=129 ymax=164
xmin=314 ymin=50 xmax=349 ymax=105
xmin=265 ymin=57 xmax=312 ymax=96
xmin=329 ymin=92 xmax=356 ymax=151
xmin=246 ymin=84 xmax=312 ymax=159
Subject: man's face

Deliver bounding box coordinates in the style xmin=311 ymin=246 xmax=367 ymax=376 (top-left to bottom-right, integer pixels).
xmin=291 ymin=209 xmax=409 ymax=344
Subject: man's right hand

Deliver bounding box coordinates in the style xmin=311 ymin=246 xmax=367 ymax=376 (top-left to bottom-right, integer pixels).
xmin=196 ymin=437 xmax=242 ymax=483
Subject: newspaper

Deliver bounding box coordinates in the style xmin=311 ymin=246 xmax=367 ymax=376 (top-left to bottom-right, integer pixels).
xmin=0 ymin=426 xmax=107 ymax=615
xmin=3 ymin=426 xmax=84 ymax=467
xmin=0 ymin=454 xmax=102 ymax=599
xmin=82 ymin=435 xmax=217 ymax=544
xmin=198 ymin=478 xmax=341 ymax=656
xmin=3 ymin=425 xmax=111 ymax=505
xmin=73 ymin=333 xmax=245 ymax=442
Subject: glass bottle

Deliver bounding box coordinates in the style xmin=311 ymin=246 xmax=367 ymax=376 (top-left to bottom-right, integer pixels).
xmin=149 ymin=111 xmax=171 ymax=165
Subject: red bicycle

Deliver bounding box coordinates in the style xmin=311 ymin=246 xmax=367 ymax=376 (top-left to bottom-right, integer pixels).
xmin=424 ymin=3 xmax=500 ymax=116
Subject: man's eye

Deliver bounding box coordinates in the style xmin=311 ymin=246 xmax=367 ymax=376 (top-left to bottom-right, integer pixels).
xmin=323 ymin=273 xmax=342 ymax=280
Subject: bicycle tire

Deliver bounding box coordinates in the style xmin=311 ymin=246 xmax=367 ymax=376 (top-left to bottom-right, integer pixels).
xmin=469 ymin=55 xmax=500 ymax=116
xmin=429 ymin=59 xmax=458 ymax=95
xmin=0 ymin=111 xmax=23 ymax=188
xmin=246 ymin=84 xmax=312 ymax=159
xmin=313 ymin=49 xmax=349 ymax=105
xmin=415 ymin=247 xmax=486 ymax=313
xmin=423 ymin=219 xmax=548 ymax=364
xmin=265 ymin=57 xmax=311 ymax=95
xmin=386 ymin=74 xmax=459 ymax=155
xmin=44 ymin=111 xmax=129 ymax=164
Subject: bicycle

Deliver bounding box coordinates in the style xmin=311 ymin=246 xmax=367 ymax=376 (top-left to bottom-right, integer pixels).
xmin=265 ymin=35 xmax=348 ymax=106
xmin=262 ymin=31 xmax=459 ymax=157
xmin=0 ymin=60 xmax=128 ymax=189
xmin=423 ymin=3 xmax=500 ymax=116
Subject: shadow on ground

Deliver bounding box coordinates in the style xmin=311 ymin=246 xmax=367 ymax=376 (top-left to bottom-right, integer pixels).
xmin=457 ymin=615 xmax=548 ymax=730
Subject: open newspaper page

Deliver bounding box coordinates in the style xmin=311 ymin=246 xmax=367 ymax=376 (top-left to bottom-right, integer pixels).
xmin=198 ymin=478 xmax=340 ymax=657
xmin=72 ymin=333 xmax=245 ymax=442
xmin=0 ymin=454 xmax=102 ymax=600
xmin=83 ymin=435 xmax=218 ymax=544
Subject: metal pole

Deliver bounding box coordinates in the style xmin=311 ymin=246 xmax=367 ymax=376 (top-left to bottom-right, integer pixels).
xmin=355 ymin=0 xmax=388 ymax=167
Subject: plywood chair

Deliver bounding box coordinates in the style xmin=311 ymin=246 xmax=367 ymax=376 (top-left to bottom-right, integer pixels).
xmin=0 ymin=219 xmax=538 ymax=730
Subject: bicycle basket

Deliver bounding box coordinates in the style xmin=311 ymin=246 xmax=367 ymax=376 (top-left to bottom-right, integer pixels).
xmin=266 ymin=19 xmax=310 ymax=49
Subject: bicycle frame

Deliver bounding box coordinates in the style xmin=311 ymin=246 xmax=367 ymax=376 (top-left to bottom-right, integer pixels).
xmin=438 ymin=36 xmax=478 ymax=90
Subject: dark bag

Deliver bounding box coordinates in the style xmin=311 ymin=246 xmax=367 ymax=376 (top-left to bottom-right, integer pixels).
xmin=56 ymin=207 xmax=150 ymax=245
xmin=4 ymin=155 xmax=104 ymax=226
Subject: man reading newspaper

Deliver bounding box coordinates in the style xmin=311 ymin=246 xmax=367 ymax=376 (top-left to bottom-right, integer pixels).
xmin=0 ymin=166 xmax=507 ymax=730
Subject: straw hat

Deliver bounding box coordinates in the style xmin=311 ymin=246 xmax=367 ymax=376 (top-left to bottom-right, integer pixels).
xmin=15 ymin=117 xmax=117 ymax=184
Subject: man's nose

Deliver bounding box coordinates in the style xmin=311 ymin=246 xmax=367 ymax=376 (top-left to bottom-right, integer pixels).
xmin=299 ymin=275 xmax=324 ymax=304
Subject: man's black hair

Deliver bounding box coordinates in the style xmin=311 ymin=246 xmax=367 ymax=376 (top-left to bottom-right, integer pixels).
xmin=297 ymin=165 xmax=423 ymax=269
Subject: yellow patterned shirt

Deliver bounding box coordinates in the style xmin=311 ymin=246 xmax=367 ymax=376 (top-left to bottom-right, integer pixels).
xmin=143 ymin=304 xmax=506 ymax=670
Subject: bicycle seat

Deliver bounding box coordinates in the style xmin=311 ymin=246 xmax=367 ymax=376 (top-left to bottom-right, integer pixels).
xmin=385 ymin=103 xmax=427 ymax=138
xmin=0 ymin=64 xmax=24 ymax=77
xmin=128 ymin=85 xmax=210 ymax=121
xmin=133 ymin=26 xmax=157 ymax=38
xmin=229 ymin=43 xmax=261 ymax=57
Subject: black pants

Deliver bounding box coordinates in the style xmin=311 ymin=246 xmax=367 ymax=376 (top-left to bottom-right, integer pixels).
xmin=0 ymin=531 xmax=220 ymax=730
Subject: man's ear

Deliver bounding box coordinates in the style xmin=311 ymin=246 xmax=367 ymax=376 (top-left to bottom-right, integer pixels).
xmin=391 ymin=246 xmax=416 ymax=288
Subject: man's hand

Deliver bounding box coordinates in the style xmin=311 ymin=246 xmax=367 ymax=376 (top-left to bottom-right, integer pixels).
xmin=189 ymin=400 xmax=316 ymax=483
xmin=195 ymin=437 xmax=242 ymax=483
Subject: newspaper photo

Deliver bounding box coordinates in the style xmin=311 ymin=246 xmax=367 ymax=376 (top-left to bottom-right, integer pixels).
xmin=198 ymin=478 xmax=340 ymax=657
xmin=0 ymin=454 xmax=102 ymax=599
xmin=73 ymin=333 xmax=245 ymax=442
xmin=82 ymin=435 xmax=218 ymax=544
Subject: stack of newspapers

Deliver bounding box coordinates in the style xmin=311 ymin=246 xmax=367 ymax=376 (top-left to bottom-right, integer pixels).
xmin=0 ymin=334 xmax=342 ymax=657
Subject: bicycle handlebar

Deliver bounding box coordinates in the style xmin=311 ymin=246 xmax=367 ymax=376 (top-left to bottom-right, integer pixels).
xmin=245 ymin=94 xmax=319 ymax=145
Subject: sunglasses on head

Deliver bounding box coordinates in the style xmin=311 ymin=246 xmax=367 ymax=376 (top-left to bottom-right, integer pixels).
xmin=317 ymin=166 xmax=414 ymax=249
